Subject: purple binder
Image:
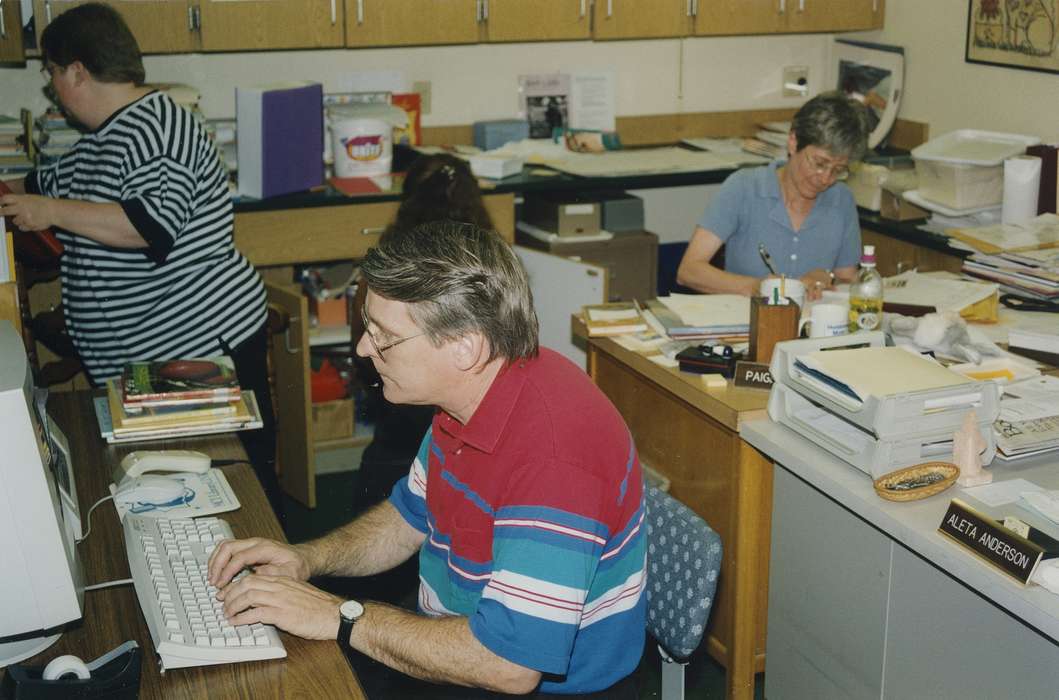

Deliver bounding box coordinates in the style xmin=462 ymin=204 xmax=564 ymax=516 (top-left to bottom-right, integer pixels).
xmin=237 ymin=82 xmax=323 ymax=199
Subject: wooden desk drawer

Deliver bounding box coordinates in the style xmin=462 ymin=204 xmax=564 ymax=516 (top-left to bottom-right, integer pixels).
xmin=235 ymin=202 xmax=398 ymax=266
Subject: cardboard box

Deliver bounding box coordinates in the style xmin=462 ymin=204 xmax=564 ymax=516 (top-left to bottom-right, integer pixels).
xmin=312 ymin=397 xmax=354 ymax=442
xmin=311 ymin=296 xmax=347 ymax=327
xmin=472 ymin=119 xmax=530 ymax=151
xmin=880 ymin=188 xmax=929 ymax=221
xmin=594 ymin=191 xmax=645 ymax=232
xmin=522 ymin=192 xmax=601 ymax=237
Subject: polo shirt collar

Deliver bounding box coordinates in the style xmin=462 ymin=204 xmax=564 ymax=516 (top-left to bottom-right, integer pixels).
xmin=435 ymin=356 xmax=531 ymax=454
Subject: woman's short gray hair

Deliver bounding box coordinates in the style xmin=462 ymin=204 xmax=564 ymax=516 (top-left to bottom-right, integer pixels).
xmin=360 ymin=221 xmax=539 ymax=362
xmin=791 ymin=90 xmax=870 ymax=161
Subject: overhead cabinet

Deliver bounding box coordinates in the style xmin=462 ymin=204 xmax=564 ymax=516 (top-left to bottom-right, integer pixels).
xmin=27 ymin=0 xmax=883 ymax=57
xmin=196 ymin=0 xmax=344 ymax=51
xmin=34 ymin=0 xmax=344 ymax=54
xmin=34 ymin=0 xmax=198 ymax=54
xmin=345 ymin=0 xmax=479 ymax=47
xmin=482 ymin=0 xmax=590 ymax=42
xmin=0 ymin=0 xmax=25 ymax=63
xmin=592 ymin=0 xmax=884 ymax=40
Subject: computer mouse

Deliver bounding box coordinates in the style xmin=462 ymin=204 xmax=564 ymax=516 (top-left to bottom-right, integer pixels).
xmin=113 ymin=475 xmax=188 ymax=507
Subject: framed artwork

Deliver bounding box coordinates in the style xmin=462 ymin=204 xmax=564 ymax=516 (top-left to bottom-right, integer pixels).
xmin=966 ymin=0 xmax=1059 ymax=74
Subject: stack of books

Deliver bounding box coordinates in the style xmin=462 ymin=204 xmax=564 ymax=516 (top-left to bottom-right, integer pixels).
xmin=93 ymin=356 xmax=263 ymax=443
xmin=35 ymin=109 xmax=82 ymax=163
xmin=582 ymin=302 xmax=648 ymax=337
xmin=0 ymin=114 xmax=32 ymax=177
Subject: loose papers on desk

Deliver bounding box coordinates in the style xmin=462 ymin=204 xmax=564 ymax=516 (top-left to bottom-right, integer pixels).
xmin=947 ymin=213 xmax=1059 ymax=254
xmin=882 ymin=270 xmax=999 ymax=320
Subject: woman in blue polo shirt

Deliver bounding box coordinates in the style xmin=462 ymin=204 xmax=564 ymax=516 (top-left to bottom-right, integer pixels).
xmin=677 ymin=91 xmax=869 ymax=300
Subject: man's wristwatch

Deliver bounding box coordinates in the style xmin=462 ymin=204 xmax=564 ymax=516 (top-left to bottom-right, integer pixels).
xmin=337 ymin=599 xmax=364 ymax=654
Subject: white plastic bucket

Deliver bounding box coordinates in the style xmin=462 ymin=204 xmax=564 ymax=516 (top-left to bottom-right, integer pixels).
xmin=330 ymin=116 xmax=391 ymax=177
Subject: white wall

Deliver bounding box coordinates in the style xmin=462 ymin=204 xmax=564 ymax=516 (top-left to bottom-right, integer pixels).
xmin=2 ymin=34 xmax=829 ymax=122
xmin=865 ymin=0 xmax=1059 ymax=143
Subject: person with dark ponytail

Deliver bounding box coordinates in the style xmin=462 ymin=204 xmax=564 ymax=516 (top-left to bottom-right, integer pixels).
xmin=349 ymin=153 xmax=494 ymax=532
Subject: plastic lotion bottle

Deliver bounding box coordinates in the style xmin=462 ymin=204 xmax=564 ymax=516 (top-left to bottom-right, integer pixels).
xmin=848 ymin=245 xmax=883 ymax=332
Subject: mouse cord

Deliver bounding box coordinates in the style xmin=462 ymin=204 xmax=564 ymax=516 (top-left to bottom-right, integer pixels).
xmin=76 ymin=494 xmax=115 ymax=545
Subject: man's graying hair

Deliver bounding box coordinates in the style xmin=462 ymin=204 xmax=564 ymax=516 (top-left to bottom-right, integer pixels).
xmin=790 ymin=90 xmax=870 ymax=161
xmin=360 ymin=221 xmax=539 ymax=362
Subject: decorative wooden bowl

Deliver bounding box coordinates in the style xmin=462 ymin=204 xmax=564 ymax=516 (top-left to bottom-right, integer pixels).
xmin=873 ymin=462 xmax=960 ymax=502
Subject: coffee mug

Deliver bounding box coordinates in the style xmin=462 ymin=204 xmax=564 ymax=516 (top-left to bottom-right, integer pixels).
xmin=798 ymin=303 xmax=849 ymax=338
xmin=759 ymin=277 xmax=806 ymax=311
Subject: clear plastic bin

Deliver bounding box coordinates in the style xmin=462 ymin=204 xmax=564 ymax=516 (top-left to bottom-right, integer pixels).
xmin=914 ymin=159 xmax=1003 ymax=210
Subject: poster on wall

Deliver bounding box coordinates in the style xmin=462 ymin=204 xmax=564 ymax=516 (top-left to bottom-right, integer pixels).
xmin=966 ymin=0 xmax=1059 ymax=74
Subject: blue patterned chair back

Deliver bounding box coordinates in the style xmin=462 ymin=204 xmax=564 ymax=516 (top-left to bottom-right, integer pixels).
xmin=644 ymin=484 xmax=722 ymax=660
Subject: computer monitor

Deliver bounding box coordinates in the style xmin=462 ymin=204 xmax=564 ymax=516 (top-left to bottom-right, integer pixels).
xmin=0 ymin=320 xmax=85 ymax=667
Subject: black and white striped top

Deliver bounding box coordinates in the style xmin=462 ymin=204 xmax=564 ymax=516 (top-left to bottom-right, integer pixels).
xmin=29 ymin=91 xmax=266 ymax=385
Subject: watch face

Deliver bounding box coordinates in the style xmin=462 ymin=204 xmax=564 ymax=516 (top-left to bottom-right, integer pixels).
xmin=340 ymin=599 xmax=364 ymax=620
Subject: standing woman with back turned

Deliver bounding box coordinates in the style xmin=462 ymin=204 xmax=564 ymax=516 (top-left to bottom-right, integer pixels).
xmin=677 ymin=91 xmax=870 ymax=300
xmin=0 ymin=4 xmax=284 ymax=524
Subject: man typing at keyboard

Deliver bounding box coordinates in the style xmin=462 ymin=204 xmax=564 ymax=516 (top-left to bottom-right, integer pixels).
xmin=208 ymin=221 xmax=647 ymax=698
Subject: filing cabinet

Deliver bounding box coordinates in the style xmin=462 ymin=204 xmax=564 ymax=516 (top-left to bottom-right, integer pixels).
xmin=516 ymin=229 xmax=658 ymax=303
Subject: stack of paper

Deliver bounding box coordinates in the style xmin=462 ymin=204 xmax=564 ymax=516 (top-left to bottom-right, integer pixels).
xmin=963 ymin=252 xmax=1059 ymax=301
xmin=995 ymin=375 xmax=1059 ymax=460
xmin=881 ymin=270 xmax=1000 ymax=321
xmin=794 ymin=346 xmax=972 ymax=403
xmin=947 ymin=213 xmax=1059 ymax=254
xmin=645 ymin=294 xmax=750 ymax=341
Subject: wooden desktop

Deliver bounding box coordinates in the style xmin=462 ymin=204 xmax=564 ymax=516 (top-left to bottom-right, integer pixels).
xmin=3 ymin=391 xmax=365 ymax=699
xmin=580 ymin=329 xmax=772 ymax=700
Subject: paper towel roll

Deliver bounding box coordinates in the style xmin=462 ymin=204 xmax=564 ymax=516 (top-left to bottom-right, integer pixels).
xmin=1002 ymin=155 xmax=1041 ymax=224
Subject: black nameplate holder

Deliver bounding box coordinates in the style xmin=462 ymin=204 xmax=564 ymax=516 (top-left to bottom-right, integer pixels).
xmin=938 ymin=499 xmax=1050 ymax=585
xmin=733 ymin=361 xmax=773 ymax=390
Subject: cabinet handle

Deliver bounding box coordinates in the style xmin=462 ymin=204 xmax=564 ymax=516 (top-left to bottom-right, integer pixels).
xmin=798 ymin=0 xmax=804 ymax=11
xmin=283 ymin=321 xmax=300 ymax=354
xmin=187 ymin=5 xmax=194 ymax=31
xmin=357 ymin=0 xmax=364 ymax=25
xmin=361 ymin=227 xmax=385 ymax=236
xmin=606 ymin=0 xmax=613 ymax=17
xmin=482 ymin=0 xmax=488 ymax=21
xmin=45 ymin=0 xmax=52 ymax=24
xmin=193 ymin=6 xmax=201 ymax=30
xmin=329 ymin=0 xmax=336 ymax=25
xmin=693 ymin=0 xmax=699 ymax=16
xmin=778 ymin=0 xmax=785 ymax=14
xmin=873 ymin=0 xmax=878 ymax=11
xmin=476 ymin=0 xmax=481 ymax=22
xmin=0 ymin=0 xmax=6 ymax=40
xmin=579 ymin=0 xmax=586 ymax=18
xmin=686 ymin=0 xmax=692 ymax=16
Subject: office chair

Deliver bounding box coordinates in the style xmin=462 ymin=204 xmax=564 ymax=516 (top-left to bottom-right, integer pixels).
xmin=644 ymin=484 xmax=722 ymax=700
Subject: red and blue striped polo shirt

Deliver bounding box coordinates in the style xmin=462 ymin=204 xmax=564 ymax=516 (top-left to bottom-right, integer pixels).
xmin=389 ymin=347 xmax=646 ymax=694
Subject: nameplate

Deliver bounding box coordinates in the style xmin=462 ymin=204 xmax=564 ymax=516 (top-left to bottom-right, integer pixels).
xmin=733 ymin=361 xmax=774 ymax=390
xmin=937 ymin=499 xmax=1043 ymax=585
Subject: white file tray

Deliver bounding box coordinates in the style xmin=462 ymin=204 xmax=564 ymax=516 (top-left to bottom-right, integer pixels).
xmin=769 ymin=333 xmax=1001 ymax=439
xmin=768 ymin=381 xmax=997 ymax=479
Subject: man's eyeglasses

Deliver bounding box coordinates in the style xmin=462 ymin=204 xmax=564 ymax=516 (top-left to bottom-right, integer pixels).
xmin=803 ymin=151 xmax=850 ymax=181
xmin=360 ymin=305 xmax=423 ymax=358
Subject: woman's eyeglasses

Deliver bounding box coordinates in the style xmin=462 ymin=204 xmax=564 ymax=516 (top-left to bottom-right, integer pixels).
xmin=803 ymin=151 xmax=850 ymax=181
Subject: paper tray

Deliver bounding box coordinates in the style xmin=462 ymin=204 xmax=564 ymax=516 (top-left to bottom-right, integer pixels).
xmin=769 ymin=333 xmax=1001 ymax=439
xmin=768 ymin=381 xmax=997 ymax=479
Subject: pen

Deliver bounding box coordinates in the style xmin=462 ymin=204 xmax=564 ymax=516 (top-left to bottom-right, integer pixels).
xmin=758 ymin=243 xmax=778 ymax=276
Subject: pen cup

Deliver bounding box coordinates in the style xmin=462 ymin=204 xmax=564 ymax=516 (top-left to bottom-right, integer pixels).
xmin=749 ymin=296 xmax=800 ymax=363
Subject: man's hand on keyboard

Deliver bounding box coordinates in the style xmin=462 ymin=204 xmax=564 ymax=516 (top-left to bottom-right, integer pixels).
xmin=207 ymin=537 xmax=311 ymax=589
xmin=217 ymin=573 xmax=345 ymax=641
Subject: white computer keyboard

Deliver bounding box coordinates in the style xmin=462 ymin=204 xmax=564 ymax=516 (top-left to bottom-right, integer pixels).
xmin=122 ymin=513 xmax=286 ymax=671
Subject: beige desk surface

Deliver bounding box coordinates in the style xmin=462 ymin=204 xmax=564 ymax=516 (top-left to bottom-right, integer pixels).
xmin=4 ymin=391 xmax=365 ymax=700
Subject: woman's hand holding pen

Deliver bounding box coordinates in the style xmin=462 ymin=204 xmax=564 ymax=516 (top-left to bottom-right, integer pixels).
xmin=799 ymin=268 xmax=834 ymax=301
